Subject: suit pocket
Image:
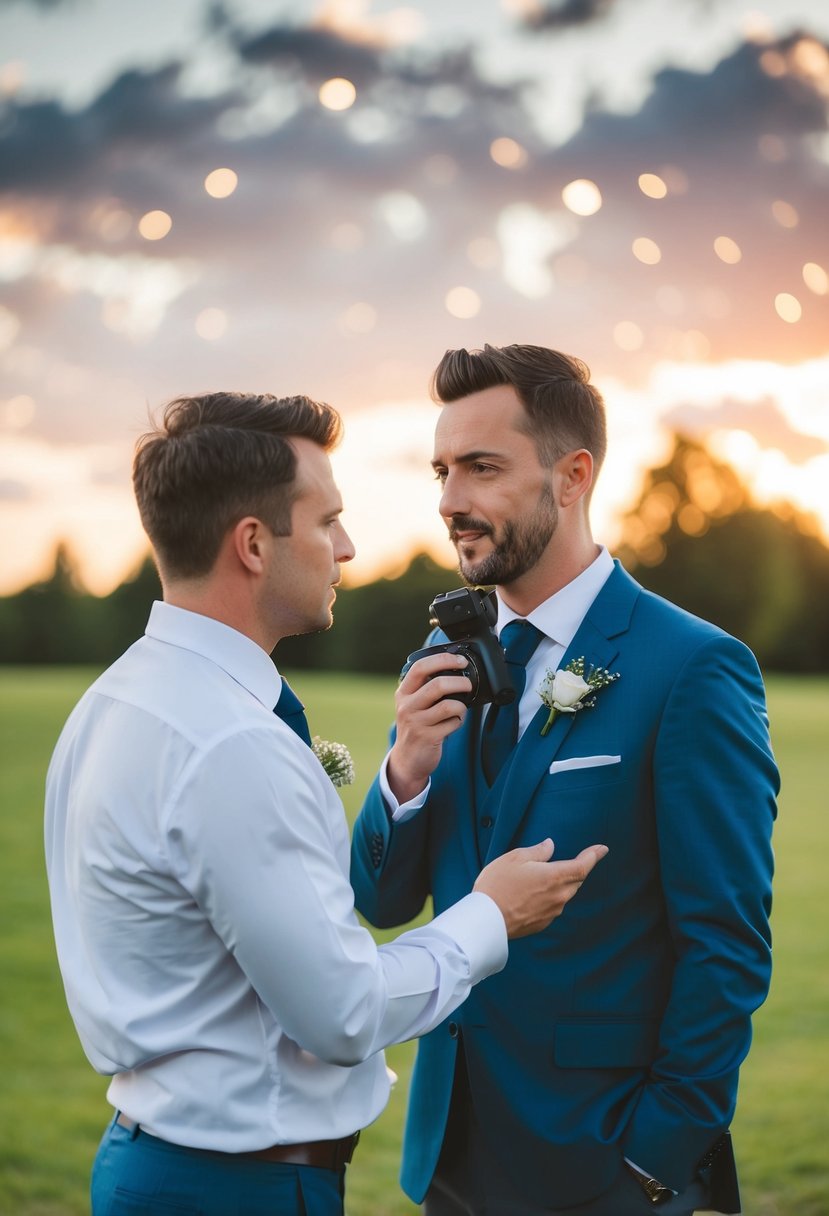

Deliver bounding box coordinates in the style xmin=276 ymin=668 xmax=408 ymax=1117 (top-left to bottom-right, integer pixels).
xmin=550 ymin=754 xmax=621 ymax=774
xmin=554 ymin=1019 xmax=659 ymax=1069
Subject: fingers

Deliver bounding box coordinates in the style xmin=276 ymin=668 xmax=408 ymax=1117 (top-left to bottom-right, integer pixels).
xmin=573 ymin=843 xmax=609 ymax=879
xmin=397 ymin=653 xmax=471 ymax=717
xmin=474 ymin=841 xmax=609 ymax=939
xmin=514 ymin=837 xmax=554 ymax=862
xmin=386 ymin=654 xmax=472 ymax=802
xmin=399 ymin=650 xmax=469 ymax=692
xmin=545 ymin=844 xmax=609 ymax=890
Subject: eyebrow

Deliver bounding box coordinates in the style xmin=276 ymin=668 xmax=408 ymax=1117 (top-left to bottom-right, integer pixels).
xmin=430 ymin=449 xmax=505 ymax=469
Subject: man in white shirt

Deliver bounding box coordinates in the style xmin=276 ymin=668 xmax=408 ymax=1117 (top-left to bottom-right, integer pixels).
xmin=45 ymin=390 xmax=608 ymax=1216
xmin=351 ymin=345 xmax=778 ymax=1214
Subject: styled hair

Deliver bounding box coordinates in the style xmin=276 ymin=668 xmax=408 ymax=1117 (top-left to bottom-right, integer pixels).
xmin=431 ymin=344 xmax=607 ymax=472
xmin=133 ymin=391 xmax=342 ymax=580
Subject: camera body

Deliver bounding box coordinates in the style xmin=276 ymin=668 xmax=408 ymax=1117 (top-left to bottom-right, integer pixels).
xmin=401 ymin=587 xmax=516 ymax=708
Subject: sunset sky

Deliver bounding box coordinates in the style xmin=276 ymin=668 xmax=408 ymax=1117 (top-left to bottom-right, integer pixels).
xmin=1 ymin=0 xmax=828 ymax=594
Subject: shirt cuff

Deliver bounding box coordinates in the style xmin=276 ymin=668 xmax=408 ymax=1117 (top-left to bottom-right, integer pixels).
xmin=378 ymin=751 xmax=431 ymax=823
xmin=430 ymin=891 xmax=509 ymax=983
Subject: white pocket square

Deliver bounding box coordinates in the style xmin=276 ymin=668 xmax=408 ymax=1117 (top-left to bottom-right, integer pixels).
xmin=549 ymin=754 xmax=621 ymax=774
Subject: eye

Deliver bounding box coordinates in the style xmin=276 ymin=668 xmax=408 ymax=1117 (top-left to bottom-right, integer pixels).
xmin=433 ymin=467 xmax=448 ymax=484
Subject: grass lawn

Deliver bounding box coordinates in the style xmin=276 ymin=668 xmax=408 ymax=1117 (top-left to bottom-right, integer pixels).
xmin=0 ymin=667 xmax=826 ymax=1214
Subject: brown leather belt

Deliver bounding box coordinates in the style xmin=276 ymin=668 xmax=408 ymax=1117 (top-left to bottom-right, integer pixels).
xmin=115 ymin=1113 xmax=359 ymax=1170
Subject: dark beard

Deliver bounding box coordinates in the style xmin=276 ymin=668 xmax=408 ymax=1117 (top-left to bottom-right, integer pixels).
xmin=453 ymin=481 xmax=557 ymax=587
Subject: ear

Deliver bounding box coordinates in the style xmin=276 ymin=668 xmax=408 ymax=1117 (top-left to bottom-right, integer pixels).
xmin=557 ymin=449 xmax=594 ymax=508
xmin=231 ymin=516 xmax=269 ymax=574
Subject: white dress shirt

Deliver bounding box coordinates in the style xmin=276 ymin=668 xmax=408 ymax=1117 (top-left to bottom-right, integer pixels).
xmin=45 ymin=602 xmax=507 ymax=1151
xmin=383 ymin=547 xmax=614 ymax=820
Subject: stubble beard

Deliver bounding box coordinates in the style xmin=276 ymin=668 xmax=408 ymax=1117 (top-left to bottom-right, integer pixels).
xmin=454 ymin=481 xmax=558 ymax=587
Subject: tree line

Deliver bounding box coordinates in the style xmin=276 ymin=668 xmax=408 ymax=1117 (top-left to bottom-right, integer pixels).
xmin=2 ymin=435 xmax=828 ymax=673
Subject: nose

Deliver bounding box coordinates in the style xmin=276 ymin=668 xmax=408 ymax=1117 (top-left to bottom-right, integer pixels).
xmin=438 ymin=470 xmax=467 ymax=521
xmin=336 ymin=522 xmax=356 ymax=564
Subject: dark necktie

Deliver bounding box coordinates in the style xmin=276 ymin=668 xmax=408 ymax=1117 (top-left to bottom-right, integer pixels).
xmin=274 ymin=679 xmax=312 ymax=747
xmin=481 ymin=620 xmax=543 ymax=786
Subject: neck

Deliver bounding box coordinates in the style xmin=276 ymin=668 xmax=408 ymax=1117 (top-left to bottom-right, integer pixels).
xmin=163 ymin=579 xmax=274 ymax=654
xmin=498 ymin=533 xmax=600 ymax=617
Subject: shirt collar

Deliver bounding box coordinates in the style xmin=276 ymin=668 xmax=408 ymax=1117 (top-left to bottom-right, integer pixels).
xmin=496 ymin=546 xmax=614 ymax=649
xmin=145 ymin=601 xmax=282 ymax=711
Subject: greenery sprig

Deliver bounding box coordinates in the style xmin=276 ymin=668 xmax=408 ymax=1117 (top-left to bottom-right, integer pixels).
xmin=311 ymin=736 xmax=355 ymax=787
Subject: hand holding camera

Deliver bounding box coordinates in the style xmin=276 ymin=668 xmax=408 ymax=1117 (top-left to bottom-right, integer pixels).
xmin=401 ymin=587 xmax=516 ymax=708
xmin=387 ymin=587 xmax=518 ymax=803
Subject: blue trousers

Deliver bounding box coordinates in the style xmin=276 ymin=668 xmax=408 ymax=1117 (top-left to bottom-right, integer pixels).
xmin=91 ymin=1115 xmax=346 ymax=1216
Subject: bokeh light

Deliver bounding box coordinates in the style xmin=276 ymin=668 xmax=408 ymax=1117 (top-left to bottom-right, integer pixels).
xmin=774 ymin=293 xmax=802 ymax=322
xmin=489 ymin=138 xmax=527 ymax=169
xmin=632 ymin=237 xmax=661 ymax=265
xmin=561 ymin=179 xmax=602 ymax=216
xmin=138 ymin=210 xmax=172 ymax=241
xmin=445 ymin=286 xmax=481 ymax=318
xmin=714 ymin=236 xmax=742 ymax=264
xmin=319 ymin=77 xmax=357 ymax=111
xmin=772 ymin=200 xmax=799 ymax=228
xmin=638 ymin=173 xmax=667 ymax=199
xmin=195 ymin=308 xmax=228 ymax=340
xmin=204 ymin=168 xmax=238 ymax=199
xmin=802 ymin=262 xmax=828 ymax=294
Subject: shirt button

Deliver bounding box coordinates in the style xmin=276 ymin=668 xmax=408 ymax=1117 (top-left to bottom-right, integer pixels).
xmin=480 ymin=816 xmax=494 ymax=829
xmin=448 ymin=1022 xmax=459 ymax=1038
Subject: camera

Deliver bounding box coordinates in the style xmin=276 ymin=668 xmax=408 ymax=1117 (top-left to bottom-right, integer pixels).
xmin=401 ymin=587 xmax=516 ymax=708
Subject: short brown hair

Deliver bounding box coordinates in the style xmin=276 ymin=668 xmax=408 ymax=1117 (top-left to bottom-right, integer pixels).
xmin=432 ymin=344 xmax=607 ymax=472
xmin=133 ymin=391 xmax=342 ymax=580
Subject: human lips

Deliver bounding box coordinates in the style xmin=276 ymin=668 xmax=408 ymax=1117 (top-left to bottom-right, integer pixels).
xmin=449 ymin=518 xmax=492 ymax=545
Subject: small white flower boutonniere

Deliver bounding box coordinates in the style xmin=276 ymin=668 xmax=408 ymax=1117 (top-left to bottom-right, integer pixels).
xmin=311 ymin=737 xmax=355 ymax=787
xmin=538 ymin=657 xmax=620 ymax=736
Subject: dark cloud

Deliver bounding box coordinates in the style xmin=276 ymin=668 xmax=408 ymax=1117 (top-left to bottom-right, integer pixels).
xmin=524 ymin=0 xmax=614 ymax=31
xmin=236 ymin=22 xmax=387 ymax=90
xmin=664 ymin=399 xmax=828 ymax=464
xmin=545 ymin=32 xmax=828 ymax=163
xmin=0 ymin=63 xmax=241 ymax=194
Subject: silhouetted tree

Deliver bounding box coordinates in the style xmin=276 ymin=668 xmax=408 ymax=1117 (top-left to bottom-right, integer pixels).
xmin=617 ymin=434 xmax=829 ymax=671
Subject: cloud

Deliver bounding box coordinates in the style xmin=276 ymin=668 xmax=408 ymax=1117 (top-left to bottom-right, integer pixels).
xmin=0 ymin=63 xmax=241 ymax=197
xmin=524 ymin=0 xmax=614 ymax=31
xmin=663 ymin=396 xmax=829 ymax=464
xmin=236 ymin=20 xmax=388 ymax=89
xmin=1 ymin=13 xmax=828 ymax=451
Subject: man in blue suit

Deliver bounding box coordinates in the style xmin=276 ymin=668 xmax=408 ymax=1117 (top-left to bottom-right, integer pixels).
xmin=351 ymin=344 xmax=778 ymax=1215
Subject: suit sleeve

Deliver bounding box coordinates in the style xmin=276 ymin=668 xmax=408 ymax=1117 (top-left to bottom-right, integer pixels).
xmin=622 ymin=632 xmax=778 ymax=1189
xmin=351 ymin=756 xmax=435 ymax=929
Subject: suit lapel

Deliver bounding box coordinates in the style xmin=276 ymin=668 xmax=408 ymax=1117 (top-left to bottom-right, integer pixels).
xmin=483 ymin=562 xmax=639 ymax=863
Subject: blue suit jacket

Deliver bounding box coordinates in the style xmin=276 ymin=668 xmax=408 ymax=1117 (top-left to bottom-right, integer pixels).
xmin=351 ymin=564 xmax=778 ymax=1208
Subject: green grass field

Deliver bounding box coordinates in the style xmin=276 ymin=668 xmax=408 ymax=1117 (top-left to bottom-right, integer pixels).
xmin=0 ymin=668 xmax=826 ymax=1215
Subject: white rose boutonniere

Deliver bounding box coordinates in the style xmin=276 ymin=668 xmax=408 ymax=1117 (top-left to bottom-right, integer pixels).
xmin=538 ymin=657 xmax=620 ymax=736
xmin=311 ymin=737 xmax=355 ymax=787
